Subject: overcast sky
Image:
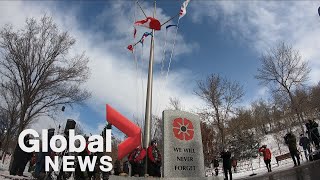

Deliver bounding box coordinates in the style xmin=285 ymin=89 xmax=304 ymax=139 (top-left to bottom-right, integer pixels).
xmin=1 ymin=0 xmax=320 ymax=137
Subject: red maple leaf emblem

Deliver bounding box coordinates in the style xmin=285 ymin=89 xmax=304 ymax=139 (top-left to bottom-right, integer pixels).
xmin=172 ymin=118 xmax=194 ymax=141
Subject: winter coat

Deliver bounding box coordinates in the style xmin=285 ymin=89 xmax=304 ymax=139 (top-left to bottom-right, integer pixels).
xmin=220 ymin=151 xmax=231 ymax=168
xmin=123 ymin=161 xmax=129 ymax=174
xmin=259 ymin=147 xmax=272 ymax=160
xmin=213 ymin=159 xmax=219 ymax=168
xmin=299 ymin=136 xmax=311 ymax=149
xmin=113 ymin=160 xmax=121 ymax=176
xmin=306 ymin=120 xmax=320 ymax=138
xmin=285 ymin=133 xmax=297 ymax=152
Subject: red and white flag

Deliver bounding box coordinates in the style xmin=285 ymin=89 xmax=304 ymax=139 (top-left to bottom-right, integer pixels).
xmin=134 ymin=17 xmax=161 ymax=30
xmin=179 ymin=0 xmax=191 ymax=19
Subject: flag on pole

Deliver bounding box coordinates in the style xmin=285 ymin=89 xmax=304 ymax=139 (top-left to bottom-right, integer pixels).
xmin=166 ymin=24 xmax=178 ymax=29
xmin=133 ymin=27 xmax=137 ymax=38
xmin=134 ymin=17 xmax=161 ymax=30
xmin=179 ymin=0 xmax=191 ymax=19
xmin=139 ymin=32 xmax=153 ymax=45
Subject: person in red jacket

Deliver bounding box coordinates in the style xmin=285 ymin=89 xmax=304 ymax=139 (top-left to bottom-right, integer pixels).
xmin=147 ymin=139 xmax=161 ymax=177
xmin=259 ymin=145 xmax=272 ymax=172
xmin=128 ymin=146 xmax=146 ymax=177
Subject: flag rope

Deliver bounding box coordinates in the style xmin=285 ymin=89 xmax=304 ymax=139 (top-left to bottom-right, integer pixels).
xmin=166 ymin=18 xmax=181 ymax=80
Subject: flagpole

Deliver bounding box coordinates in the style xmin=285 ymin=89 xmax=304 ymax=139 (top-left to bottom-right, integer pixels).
xmin=143 ymin=0 xmax=156 ymax=175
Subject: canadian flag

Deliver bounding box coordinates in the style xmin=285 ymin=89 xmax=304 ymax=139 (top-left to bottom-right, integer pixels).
xmin=134 ymin=17 xmax=161 ymax=31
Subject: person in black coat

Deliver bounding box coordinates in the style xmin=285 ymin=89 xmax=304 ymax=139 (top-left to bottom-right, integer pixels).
xmin=123 ymin=160 xmax=129 ymax=175
xmin=299 ymin=133 xmax=312 ymax=161
xmin=284 ymin=132 xmax=300 ymax=166
xmin=221 ymin=149 xmax=232 ymax=180
xmin=10 ymin=134 xmax=32 ymax=176
xmin=113 ymin=160 xmax=121 ymax=176
xmin=306 ymin=119 xmax=320 ymax=149
xmin=33 ymin=128 xmax=55 ymax=178
xmin=213 ymin=157 xmax=219 ymax=176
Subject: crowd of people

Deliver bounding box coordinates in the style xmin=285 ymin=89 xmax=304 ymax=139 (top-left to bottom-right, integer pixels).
xmin=210 ymin=119 xmax=320 ymax=180
xmin=4 ymin=120 xmax=163 ymax=179
xmin=3 ymin=118 xmax=320 ymax=179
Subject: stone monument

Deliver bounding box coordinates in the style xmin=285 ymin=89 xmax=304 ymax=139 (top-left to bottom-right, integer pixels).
xmin=162 ymin=110 xmax=205 ymax=178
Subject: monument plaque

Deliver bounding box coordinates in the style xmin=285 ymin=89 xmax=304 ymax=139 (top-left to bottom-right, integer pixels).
xmin=162 ymin=110 xmax=205 ymax=178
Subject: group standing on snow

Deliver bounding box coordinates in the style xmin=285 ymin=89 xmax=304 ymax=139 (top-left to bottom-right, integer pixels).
xmin=209 ymin=119 xmax=320 ymax=179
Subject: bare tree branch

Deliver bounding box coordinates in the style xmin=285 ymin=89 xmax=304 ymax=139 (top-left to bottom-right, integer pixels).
xmin=0 ymin=15 xmax=90 ymax=143
xmin=195 ymin=74 xmax=244 ymax=148
xmin=255 ymin=42 xmax=310 ymax=132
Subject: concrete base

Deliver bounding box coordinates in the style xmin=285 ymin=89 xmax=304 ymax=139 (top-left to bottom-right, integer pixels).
xmin=109 ymin=175 xmax=223 ymax=180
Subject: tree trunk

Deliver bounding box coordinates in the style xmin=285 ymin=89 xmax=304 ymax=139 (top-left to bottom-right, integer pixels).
xmin=8 ymin=140 xmax=18 ymax=172
xmin=1 ymin=134 xmax=11 ymax=164
xmin=9 ymin=110 xmax=26 ymax=171
xmin=287 ymin=90 xmax=305 ymax=133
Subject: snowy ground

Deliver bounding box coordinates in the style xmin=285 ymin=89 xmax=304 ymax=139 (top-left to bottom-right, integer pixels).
xmin=0 ymin=154 xmax=33 ymax=180
xmin=0 ymin=156 xmax=308 ymax=180
xmin=233 ymin=160 xmax=298 ymax=179
xmin=207 ymin=123 xmax=319 ymax=180
xmin=206 ymin=159 xmax=298 ymax=179
xmin=231 ymin=123 xmax=320 ymax=179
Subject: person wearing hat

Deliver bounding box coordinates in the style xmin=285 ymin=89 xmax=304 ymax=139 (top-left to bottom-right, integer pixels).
xmin=11 ymin=134 xmax=33 ymax=176
xmin=147 ymin=139 xmax=161 ymax=177
xmin=259 ymin=145 xmax=272 ymax=172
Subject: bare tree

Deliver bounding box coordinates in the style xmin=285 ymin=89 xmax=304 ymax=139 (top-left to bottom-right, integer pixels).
xmin=251 ymin=99 xmax=272 ymax=134
xmin=0 ymin=15 xmax=90 ymax=132
xmin=228 ymin=108 xmax=254 ymax=133
xmin=200 ymin=121 xmax=217 ymax=165
xmin=0 ymin=16 xmax=90 ymax=165
xmin=0 ymin=85 xmax=20 ymax=162
xmin=168 ymin=97 xmax=182 ymax=111
xmin=310 ymin=83 xmax=320 ymax=118
xmin=255 ymin=42 xmax=310 ymax=132
xmin=195 ymin=74 xmax=244 ymax=148
xmin=132 ymin=114 xmax=162 ymax=144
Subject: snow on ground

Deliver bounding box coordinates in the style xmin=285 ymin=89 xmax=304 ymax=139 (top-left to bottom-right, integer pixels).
xmin=206 ymin=159 xmax=299 ymax=179
xmin=208 ymin=121 xmax=320 ymax=179
xmin=0 ymin=153 xmax=33 ymax=180
xmin=230 ymin=122 xmax=320 ymax=179
xmin=0 ymin=154 xmax=11 ymax=170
